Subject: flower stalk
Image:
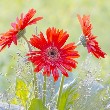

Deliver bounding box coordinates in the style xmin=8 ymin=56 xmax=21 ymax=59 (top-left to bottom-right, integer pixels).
xmin=57 ymin=75 xmax=65 ymax=109
xmin=75 ymin=41 xmax=82 ymax=46
xmin=22 ymin=35 xmax=38 ymax=98
xmin=43 ymin=75 xmax=47 ymax=105
xmin=22 ymin=36 xmax=32 ymax=52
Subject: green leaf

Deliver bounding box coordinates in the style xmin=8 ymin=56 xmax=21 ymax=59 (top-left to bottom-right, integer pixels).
xmin=58 ymin=79 xmax=79 ymax=110
xmin=28 ymin=98 xmax=48 ymax=110
xmin=15 ymin=78 xmax=29 ymax=106
xmin=72 ymin=79 xmax=104 ymax=110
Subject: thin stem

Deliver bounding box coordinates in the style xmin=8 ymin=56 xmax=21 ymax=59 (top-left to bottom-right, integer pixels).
xmin=35 ymin=26 xmax=38 ymax=35
xmin=43 ymin=75 xmax=47 ymax=105
xmin=33 ymin=72 xmax=38 ymax=98
xmin=57 ymin=75 xmax=65 ymax=109
xmin=22 ymin=36 xmax=32 ymax=52
xmin=75 ymin=41 xmax=82 ymax=46
xmin=25 ymin=103 xmax=28 ymax=110
xmin=22 ymin=35 xmax=38 ymax=98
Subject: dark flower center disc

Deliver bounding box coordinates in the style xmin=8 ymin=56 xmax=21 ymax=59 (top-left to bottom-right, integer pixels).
xmin=45 ymin=47 xmax=60 ymax=61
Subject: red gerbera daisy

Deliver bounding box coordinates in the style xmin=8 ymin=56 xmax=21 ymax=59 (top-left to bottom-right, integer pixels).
xmin=77 ymin=14 xmax=106 ymax=58
xmin=27 ymin=27 xmax=80 ymax=81
xmin=0 ymin=8 xmax=43 ymax=51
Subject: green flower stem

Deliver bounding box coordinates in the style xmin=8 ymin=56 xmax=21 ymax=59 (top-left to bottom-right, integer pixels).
xmin=25 ymin=103 xmax=28 ymax=110
xmin=43 ymin=75 xmax=47 ymax=105
xmin=22 ymin=36 xmax=32 ymax=52
xmin=75 ymin=41 xmax=81 ymax=46
xmin=33 ymin=71 xmax=38 ymax=98
xmin=57 ymin=75 xmax=65 ymax=109
xmin=22 ymin=35 xmax=38 ymax=98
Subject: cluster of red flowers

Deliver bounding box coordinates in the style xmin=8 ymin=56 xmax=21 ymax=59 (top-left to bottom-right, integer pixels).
xmin=0 ymin=9 xmax=106 ymax=81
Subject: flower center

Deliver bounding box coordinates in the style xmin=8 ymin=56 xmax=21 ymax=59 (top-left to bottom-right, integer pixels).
xmin=80 ymin=35 xmax=87 ymax=47
xmin=45 ymin=47 xmax=60 ymax=61
xmin=17 ymin=29 xmax=26 ymax=39
xmin=50 ymin=51 xmax=55 ymax=55
xmin=48 ymin=49 xmax=57 ymax=57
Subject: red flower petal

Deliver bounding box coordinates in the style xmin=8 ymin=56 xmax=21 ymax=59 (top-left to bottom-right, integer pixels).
xmin=61 ymin=43 xmax=76 ymax=51
xmin=28 ymin=17 xmax=43 ymax=26
xmin=34 ymin=62 xmax=44 ymax=72
xmin=23 ymin=9 xmax=36 ymax=28
xmin=60 ymin=62 xmax=73 ymax=72
xmin=43 ymin=65 xmax=51 ymax=76
xmin=52 ymin=68 xmax=59 ymax=82
xmin=57 ymin=64 xmax=69 ymax=77
xmin=29 ymin=35 xmax=43 ymax=50
xmin=57 ymin=31 xmax=69 ymax=48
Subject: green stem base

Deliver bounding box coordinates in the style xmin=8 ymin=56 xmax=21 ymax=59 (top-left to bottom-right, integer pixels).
xmin=57 ymin=75 xmax=65 ymax=109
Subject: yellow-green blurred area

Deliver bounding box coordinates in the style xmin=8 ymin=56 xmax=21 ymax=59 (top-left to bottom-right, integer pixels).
xmin=0 ymin=0 xmax=110 ymax=90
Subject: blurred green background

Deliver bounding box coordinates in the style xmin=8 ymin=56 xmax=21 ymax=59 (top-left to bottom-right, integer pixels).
xmin=0 ymin=0 xmax=110 ymax=92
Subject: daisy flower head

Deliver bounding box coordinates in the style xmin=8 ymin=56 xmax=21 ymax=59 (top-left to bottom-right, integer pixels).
xmin=77 ymin=14 xmax=106 ymax=58
xmin=27 ymin=27 xmax=80 ymax=81
xmin=0 ymin=8 xmax=43 ymax=51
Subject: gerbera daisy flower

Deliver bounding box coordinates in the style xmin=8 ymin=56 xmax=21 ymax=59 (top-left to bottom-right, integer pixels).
xmin=0 ymin=8 xmax=43 ymax=51
xmin=27 ymin=27 xmax=80 ymax=81
xmin=77 ymin=14 xmax=106 ymax=58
